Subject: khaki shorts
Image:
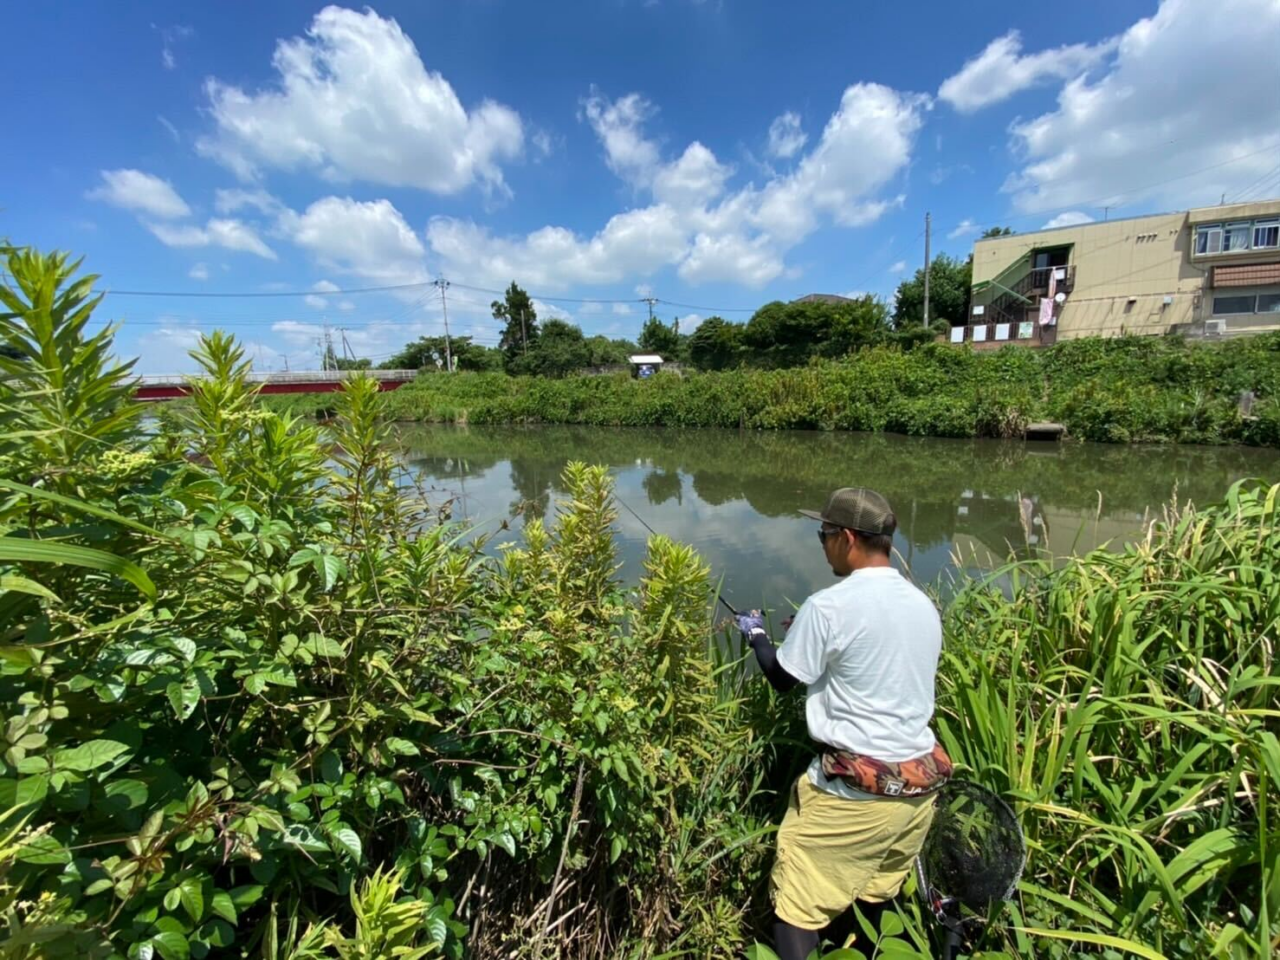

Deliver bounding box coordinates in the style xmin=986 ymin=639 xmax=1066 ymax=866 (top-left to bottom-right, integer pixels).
xmin=771 ymin=773 xmax=935 ymax=930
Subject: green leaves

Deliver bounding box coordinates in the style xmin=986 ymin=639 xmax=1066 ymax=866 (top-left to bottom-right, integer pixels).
xmin=53 ymin=738 xmax=129 ymax=772
xmin=288 ymin=546 xmax=347 ymax=593
xmin=328 ymin=824 xmax=362 ymax=863
xmin=0 ymin=537 xmax=156 ymax=599
xmin=166 ymin=680 xmax=201 ymax=720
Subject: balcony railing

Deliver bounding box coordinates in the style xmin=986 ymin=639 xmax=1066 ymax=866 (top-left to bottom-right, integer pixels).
xmin=1026 ymin=265 xmax=1075 ymax=294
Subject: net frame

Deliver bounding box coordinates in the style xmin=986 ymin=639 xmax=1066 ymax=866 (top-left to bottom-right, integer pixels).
xmin=914 ymin=779 xmax=1026 ymax=941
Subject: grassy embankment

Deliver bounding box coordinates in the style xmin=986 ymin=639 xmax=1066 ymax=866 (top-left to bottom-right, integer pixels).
xmin=2 ymin=248 xmax=1277 ymax=958
xmin=273 ymin=334 xmax=1280 ymax=445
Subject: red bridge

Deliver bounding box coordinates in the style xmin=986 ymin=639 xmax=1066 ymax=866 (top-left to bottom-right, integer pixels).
xmin=133 ymin=369 xmax=417 ymax=401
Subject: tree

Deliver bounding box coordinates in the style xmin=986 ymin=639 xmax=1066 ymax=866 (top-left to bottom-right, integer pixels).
xmin=381 ymin=335 xmax=501 ymax=372
xmin=891 ymin=254 xmax=973 ymax=329
xmin=687 ymin=317 xmax=744 ymax=371
xmin=522 ymin=319 xmax=591 ymax=378
xmin=743 ymin=297 xmax=890 ymax=368
xmin=491 ymin=282 xmax=538 ymax=365
xmin=981 ymin=226 xmax=1014 ymax=238
xmin=584 ymin=335 xmax=636 ymax=367
xmin=638 ymin=316 xmax=680 ymax=358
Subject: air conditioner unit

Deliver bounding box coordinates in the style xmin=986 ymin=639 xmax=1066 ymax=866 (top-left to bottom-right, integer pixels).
xmin=1204 ymin=319 xmax=1226 ymax=336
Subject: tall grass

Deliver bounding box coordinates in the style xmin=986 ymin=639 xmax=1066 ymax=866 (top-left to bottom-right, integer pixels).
xmin=931 ymin=480 xmax=1279 ymax=958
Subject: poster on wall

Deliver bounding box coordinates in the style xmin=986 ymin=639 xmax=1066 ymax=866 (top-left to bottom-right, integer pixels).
xmin=973 ymin=325 xmax=988 ymax=342
xmin=995 ymin=324 xmax=1011 ymax=341
xmin=1018 ymin=321 xmax=1034 ymax=339
xmin=950 ymin=326 xmax=965 ymax=343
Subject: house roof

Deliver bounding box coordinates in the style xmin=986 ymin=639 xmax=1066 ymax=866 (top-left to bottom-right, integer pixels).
xmin=629 ymin=354 xmax=664 ymax=364
xmin=792 ymin=293 xmax=855 ymax=305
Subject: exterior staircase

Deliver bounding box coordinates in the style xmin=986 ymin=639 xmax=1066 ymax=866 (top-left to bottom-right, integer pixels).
xmin=968 ymin=255 xmax=1075 ymax=346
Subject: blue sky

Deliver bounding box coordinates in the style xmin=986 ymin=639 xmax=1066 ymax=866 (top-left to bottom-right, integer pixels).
xmin=4 ymin=0 xmax=1279 ymax=372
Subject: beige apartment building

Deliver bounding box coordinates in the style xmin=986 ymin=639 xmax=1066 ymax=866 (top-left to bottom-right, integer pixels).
xmin=961 ymin=198 xmax=1280 ymax=347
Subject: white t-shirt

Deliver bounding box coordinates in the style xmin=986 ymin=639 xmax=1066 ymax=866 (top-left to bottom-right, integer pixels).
xmin=776 ymin=566 xmax=941 ymax=800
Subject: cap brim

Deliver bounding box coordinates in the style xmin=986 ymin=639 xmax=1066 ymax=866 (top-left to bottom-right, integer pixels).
xmin=798 ymin=509 xmax=826 ymax=522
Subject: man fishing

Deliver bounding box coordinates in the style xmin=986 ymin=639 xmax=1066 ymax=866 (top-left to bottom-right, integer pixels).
xmin=736 ymin=487 xmax=951 ymax=959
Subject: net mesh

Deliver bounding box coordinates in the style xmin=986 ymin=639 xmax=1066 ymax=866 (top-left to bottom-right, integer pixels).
xmin=920 ymin=780 xmax=1025 ymax=915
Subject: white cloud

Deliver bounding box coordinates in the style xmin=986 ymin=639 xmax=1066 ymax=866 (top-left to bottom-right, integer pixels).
xmin=214 ymin=188 xmax=284 ymax=216
xmin=532 ymin=299 xmax=573 ymax=322
xmin=158 ymin=115 xmax=180 ymax=142
xmin=938 ymin=29 xmax=1116 ymax=113
xmin=283 ymin=196 xmax=428 ymax=285
xmin=87 ymin=169 xmax=191 ymax=219
xmin=430 ymin=83 xmax=924 ymax=290
xmin=188 ymin=262 xmax=210 ymax=281
xmin=198 ymin=6 xmax=523 ymax=196
xmin=336 ymin=299 xmax=356 ymax=312
xmin=612 ymin=302 xmax=632 ymax=315
xmin=889 ymin=260 xmax=908 ymax=274
xmin=1003 ymin=0 xmax=1280 ymax=213
xmin=304 ymin=281 xmax=343 ymax=310
xmin=751 ymin=84 xmax=924 ymax=244
xmin=157 ymin=25 xmax=194 ymax=71
xmin=635 ymin=284 xmax=654 ymax=298
xmin=767 ymin=111 xmax=807 ymax=159
xmin=427 ymin=204 xmax=687 ymax=290
xmin=678 ymin=232 xmax=784 ymax=286
xmin=532 ymin=129 xmax=554 ymax=159
xmin=581 ymin=91 xmax=662 ymax=188
xmin=653 ymin=143 xmax=732 ymax=208
xmin=1043 ymin=211 xmax=1095 ymax=229
xmin=948 ymin=218 xmax=980 ymax=240
xmin=148 ymin=218 xmax=277 ymax=259
xmin=676 ymin=313 xmax=703 ymax=331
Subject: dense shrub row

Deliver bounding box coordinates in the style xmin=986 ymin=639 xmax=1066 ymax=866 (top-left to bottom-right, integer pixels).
xmin=276 ymin=335 xmax=1280 ymax=446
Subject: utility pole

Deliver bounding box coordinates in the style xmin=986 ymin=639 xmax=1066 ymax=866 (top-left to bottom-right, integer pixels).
xmin=642 ymin=297 xmax=657 ymax=322
xmin=922 ymin=212 xmax=931 ymax=328
xmin=321 ymin=322 xmax=335 ymax=371
xmin=520 ymin=309 xmax=528 ymax=355
xmin=281 ymin=354 xmax=290 ymax=372
xmin=434 ymin=279 xmax=454 ymax=372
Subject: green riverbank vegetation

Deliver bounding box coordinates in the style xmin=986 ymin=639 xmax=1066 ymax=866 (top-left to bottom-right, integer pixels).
xmin=276 ymin=332 xmax=1280 ymax=446
xmin=2 ymin=247 xmax=1278 ymax=958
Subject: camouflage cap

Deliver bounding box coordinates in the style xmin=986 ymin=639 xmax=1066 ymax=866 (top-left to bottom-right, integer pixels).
xmin=800 ymin=487 xmax=896 ymax=536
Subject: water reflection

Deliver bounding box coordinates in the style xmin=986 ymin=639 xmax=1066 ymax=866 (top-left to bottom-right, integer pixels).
xmin=397 ymin=425 xmax=1279 ymax=609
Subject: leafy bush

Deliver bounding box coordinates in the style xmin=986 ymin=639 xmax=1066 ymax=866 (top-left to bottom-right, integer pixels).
xmin=0 ymin=247 xmax=785 ymax=959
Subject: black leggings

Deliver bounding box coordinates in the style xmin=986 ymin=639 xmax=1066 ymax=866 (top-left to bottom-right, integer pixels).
xmin=773 ymin=901 xmax=891 ymax=960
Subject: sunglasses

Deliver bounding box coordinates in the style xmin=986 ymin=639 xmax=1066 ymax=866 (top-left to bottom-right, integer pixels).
xmin=817 ymin=527 xmax=843 ymax=544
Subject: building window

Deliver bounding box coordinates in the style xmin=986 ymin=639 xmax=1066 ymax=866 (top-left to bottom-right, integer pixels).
xmin=1255 ymin=220 xmax=1280 ymax=249
xmin=1212 ymin=295 xmax=1255 ymax=315
xmin=1258 ymin=293 xmax=1280 ymax=314
xmin=1195 ymin=224 xmax=1222 ymax=255
xmin=1224 ymin=222 xmax=1253 ymax=252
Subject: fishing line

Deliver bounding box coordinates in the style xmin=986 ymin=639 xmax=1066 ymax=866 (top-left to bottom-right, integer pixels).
xmin=611 ymin=485 xmax=740 ymax=617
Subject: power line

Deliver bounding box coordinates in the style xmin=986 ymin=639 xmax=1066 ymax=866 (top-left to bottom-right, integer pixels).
xmin=102 ymin=280 xmax=435 ymax=298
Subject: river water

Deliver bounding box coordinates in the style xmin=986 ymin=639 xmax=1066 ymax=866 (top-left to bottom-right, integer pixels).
xmin=398 ymin=425 xmax=1280 ymax=612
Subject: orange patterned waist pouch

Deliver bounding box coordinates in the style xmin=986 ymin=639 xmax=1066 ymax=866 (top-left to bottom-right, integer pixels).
xmin=819 ymin=742 xmax=953 ymax=798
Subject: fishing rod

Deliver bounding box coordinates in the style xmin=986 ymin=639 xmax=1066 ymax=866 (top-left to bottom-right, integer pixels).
xmin=612 ymin=490 xmax=740 ymax=617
